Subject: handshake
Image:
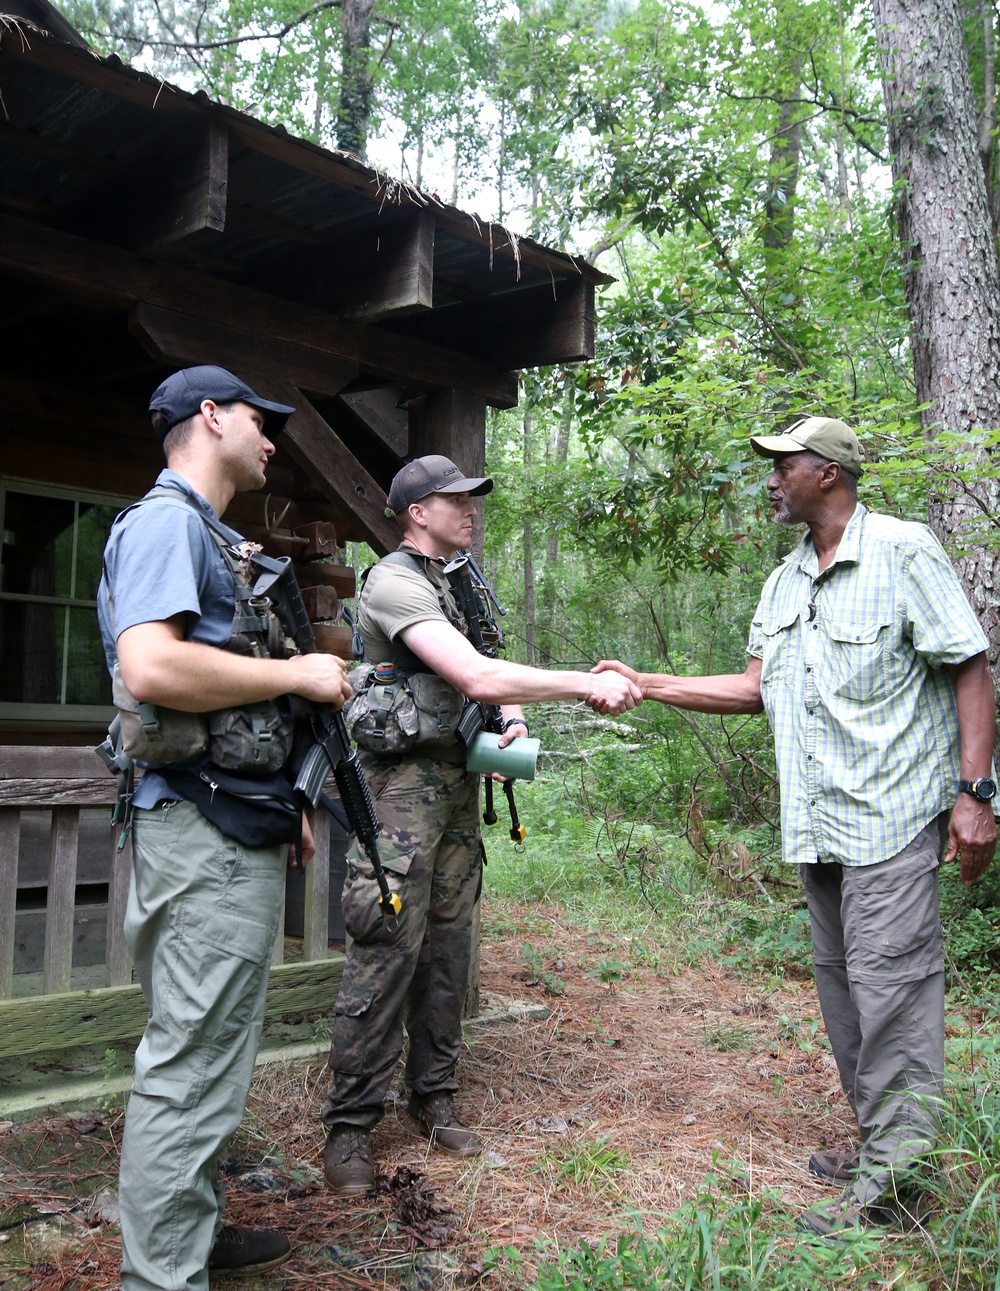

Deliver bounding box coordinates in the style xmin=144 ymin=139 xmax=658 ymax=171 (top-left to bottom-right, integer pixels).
xmin=585 ymin=659 xmax=643 ymax=717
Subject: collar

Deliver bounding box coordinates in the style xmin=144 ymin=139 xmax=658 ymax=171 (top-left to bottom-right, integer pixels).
xmin=154 ymin=468 xmax=221 ymax=522
xmin=397 ymin=539 xmax=452 ymax=570
xmin=787 ymin=502 xmax=867 ymax=578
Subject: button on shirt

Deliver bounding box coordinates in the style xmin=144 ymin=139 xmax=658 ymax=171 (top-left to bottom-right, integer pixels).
xmin=747 ymin=504 xmax=988 ymax=866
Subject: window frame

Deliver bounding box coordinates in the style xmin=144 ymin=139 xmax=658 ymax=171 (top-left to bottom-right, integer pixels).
xmin=0 ymin=476 xmax=135 ymax=727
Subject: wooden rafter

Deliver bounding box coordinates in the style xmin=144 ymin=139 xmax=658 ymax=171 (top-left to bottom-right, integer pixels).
xmin=0 ymin=213 xmax=519 ymax=406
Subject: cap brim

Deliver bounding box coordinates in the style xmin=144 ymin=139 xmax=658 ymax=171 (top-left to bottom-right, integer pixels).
xmin=749 ymin=435 xmax=808 ymax=459
xmin=245 ymin=396 xmax=296 ymax=438
xmin=435 ymin=476 xmax=494 ymax=497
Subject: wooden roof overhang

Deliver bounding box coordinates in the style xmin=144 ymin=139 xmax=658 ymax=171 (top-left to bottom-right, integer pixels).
xmin=0 ymin=16 xmax=611 ymax=551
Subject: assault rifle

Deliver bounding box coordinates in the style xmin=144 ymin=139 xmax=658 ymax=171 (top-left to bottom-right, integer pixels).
xmin=249 ymin=552 xmax=401 ymax=925
xmin=443 ymin=553 xmax=526 ymax=846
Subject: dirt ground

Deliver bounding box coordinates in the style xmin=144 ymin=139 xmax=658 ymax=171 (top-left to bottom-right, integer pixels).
xmin=0 ymin=902 xmax=858 ymax=1290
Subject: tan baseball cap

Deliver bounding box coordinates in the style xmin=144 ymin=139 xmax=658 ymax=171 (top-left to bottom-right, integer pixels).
xmin=749 ymin=416 xmax=864 ymax=477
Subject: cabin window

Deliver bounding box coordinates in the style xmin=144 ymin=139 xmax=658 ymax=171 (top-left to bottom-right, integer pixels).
xmin=0 ymin=481 xmax=125 ymax=723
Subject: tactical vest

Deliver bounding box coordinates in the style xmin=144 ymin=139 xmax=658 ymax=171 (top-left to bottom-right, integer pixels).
xmin=103 ymin=486 xmax=297 ymax=776
xmin=345 ymin=549 xmax=474 ymax=754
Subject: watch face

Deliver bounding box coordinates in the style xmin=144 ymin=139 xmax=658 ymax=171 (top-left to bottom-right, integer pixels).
xmin=976 ymin=778 xmax=998 ymax=801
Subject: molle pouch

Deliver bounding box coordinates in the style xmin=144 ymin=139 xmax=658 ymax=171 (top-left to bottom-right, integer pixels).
xmin=347 ymin=663 xmax=421 ymax=754
xmin=408 ymin=671 xmax=464 ymax=749
xmin=208 ymin=700 xmax=294 ymax=776
xmin=111 ymin=661 xmax=209 ymax=765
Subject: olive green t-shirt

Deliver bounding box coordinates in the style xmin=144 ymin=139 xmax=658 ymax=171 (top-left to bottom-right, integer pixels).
xmin=357 ymin=545 xmax=463 ymax=669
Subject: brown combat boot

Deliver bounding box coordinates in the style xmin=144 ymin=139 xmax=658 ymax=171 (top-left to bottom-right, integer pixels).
xmin=323 ymin=1125 xmax=374 ymax=1195
xmin=407 ymin=1093 xmax=481 ymax=1157
xmin=808 ymin=1148 xmax=861 ymax=1182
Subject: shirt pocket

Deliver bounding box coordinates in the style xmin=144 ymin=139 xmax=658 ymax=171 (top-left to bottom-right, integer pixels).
xmin=758 ymin=602 xmax=801 ymax=688
xmin=825 ymin=617 xmax=894 ymax=701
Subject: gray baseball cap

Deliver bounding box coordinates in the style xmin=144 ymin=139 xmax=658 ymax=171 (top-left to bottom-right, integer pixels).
xmin=749 ymin=416 xmax=864 ymax=477
xmin=387 ymin=455 xmax=493 ymax=515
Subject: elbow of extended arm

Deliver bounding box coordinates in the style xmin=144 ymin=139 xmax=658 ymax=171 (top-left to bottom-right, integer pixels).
xmin=462 ymin=670 xmax=501 ymax=703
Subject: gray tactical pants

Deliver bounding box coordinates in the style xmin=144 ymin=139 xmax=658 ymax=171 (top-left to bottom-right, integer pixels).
xmin=119 ymin=800 xmax=285 ymax=1291
xmin=322 ymin=754 xmax=482 ymax=1129
xmin=800 ymin=814 xmax=948 ymax=1205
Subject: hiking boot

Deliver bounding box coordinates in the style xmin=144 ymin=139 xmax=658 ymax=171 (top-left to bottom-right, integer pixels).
xmin=808 ymin=1148 xmax=861 ymax=1182
xmin=408 ymin=1093 xmax=481 ymax=1157
xmin=797 ymin=1191 xmax=895 ymax=1238
xmin=208 ymin=1225 xmax=291 ymax=1275
xmin=324 ymin=1125 xmax=374 ymax=1195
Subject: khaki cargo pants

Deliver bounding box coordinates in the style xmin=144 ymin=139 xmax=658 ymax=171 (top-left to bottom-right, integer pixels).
xmin=119 ymin=800 xmax=285 ymax=1291
xmin=801 ymin=815 xmax=948 ymax=1206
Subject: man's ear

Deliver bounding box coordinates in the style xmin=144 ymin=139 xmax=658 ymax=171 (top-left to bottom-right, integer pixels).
xmin=200 ymin=399 xmax=223 ymax=436
xmin=818 ymin=461 xmax=841 ymax=492
xmin=406 ymin=500 xmax=429 ymax=530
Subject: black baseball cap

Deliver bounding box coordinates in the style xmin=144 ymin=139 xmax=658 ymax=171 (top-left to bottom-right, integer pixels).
xmin=387 ymin=455 xmax=493 ymax=515
xmin=148 ymin=365 xmax=296 ymax=439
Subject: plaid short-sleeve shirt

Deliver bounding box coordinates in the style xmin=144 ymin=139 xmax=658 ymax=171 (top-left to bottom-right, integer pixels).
xmin=747 ymin=505 xmax=988 ymax=866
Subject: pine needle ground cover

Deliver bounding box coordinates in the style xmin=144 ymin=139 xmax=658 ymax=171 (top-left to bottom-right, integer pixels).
xmin=1 ymin=854 xmax=998 ymax=1291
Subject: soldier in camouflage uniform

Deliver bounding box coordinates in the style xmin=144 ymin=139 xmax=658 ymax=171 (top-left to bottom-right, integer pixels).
xmin=322 ymin=455 xmax=642 ymax=1193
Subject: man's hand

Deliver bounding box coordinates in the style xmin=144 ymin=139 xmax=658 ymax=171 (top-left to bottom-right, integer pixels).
xmin=945 ymin=795 xmax=997 ymax=885
xmin=592 ymin=659 xmax=641 ymax=687
xmin=587 ymin=669 xmax=642 ymax=716
xmin=290 ymin=811 xmax=317 ymax=872
xmin=286 ymin=653 xmax=353 ymax=709
xmin=497 ymin=719 xmax=528 ymax=749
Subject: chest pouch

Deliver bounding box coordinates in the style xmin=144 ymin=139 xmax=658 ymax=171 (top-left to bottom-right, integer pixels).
xmin=346 ymin=663 xmax=420 ymax=753
xmin=111 ymin=661 xmax=210 ymax=766
xmin=347 ymin=663 xmax=464 ymax=754
xmin=204 ymin=590 xmax=295 ymax=775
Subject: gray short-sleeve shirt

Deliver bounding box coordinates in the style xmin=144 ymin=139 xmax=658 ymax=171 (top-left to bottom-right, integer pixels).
xmin=97 ymin=469 xmax=242 ymax=807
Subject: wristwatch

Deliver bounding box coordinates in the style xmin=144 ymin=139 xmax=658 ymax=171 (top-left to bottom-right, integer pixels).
xmin=958 ymin=777 xmax=997 ymax=802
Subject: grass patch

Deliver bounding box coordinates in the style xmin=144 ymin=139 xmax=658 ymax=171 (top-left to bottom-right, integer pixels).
xmin=485 ymin=1196 xmax=882 ymax=1291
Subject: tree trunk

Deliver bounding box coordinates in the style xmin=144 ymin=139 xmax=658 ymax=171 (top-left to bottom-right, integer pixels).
xmin=336 ymin=0 xmax=376 ymax=159
xmin=762 ymin=67 xmax=804 ymax=253
xmin=540 ymin=397 xmax=572 ymax=666
xmin=871 ymin=0 xmax=1000 ymax=734
xmin=522 ymin=406 xmax=537 ymax=667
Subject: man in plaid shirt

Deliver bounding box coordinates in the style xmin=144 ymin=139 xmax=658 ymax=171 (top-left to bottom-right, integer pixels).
xmin=595 ymin=417 xmax=997 ymax=1234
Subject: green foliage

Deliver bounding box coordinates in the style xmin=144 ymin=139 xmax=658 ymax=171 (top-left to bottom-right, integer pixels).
xmin=940 ymin=864 xmax=1000 ymax=980
xmin=912 ymin=1078 xmax=1000 ymax=1289
xmin=588 ymin=959 xmax=626 ymax=989
xmin=541 ymin=1136 xmax=631 ymax=1190
xmin=705 ymin=1023 xmax=755 ymax=1053
xmin=97 ymin=1046 xmax=120 ymax=1114
xmin=720 ymin=902 xmax=814 ymax=979
xmin=487 ymin=1199 xmax=877 ymax=1291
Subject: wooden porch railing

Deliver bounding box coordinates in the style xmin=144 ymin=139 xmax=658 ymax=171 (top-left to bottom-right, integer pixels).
xmin=0 ymin=747 xmax=343 ymax=1061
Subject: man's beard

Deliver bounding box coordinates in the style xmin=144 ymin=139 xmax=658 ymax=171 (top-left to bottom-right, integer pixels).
xmin=770 ymin=499 xmax=792 ymax=524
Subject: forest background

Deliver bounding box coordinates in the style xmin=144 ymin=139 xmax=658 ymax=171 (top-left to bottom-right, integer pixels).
xmin=48 ymin=0 xmax=1000 ymax=1282
xmin=59 ymin=0 xmax=1000 ymax=926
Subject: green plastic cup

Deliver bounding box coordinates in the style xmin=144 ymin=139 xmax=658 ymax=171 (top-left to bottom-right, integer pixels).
xmin=465 ymin=732 xmax=540 ymax=780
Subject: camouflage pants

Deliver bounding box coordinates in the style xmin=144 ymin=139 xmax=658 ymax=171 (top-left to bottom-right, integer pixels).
xmin=322 ymin=754 xmax=482 ymax=1129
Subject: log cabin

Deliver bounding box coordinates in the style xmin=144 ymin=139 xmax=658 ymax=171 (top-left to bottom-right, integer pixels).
xmin=0 ymin=0 xmax=608 ymax=1060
